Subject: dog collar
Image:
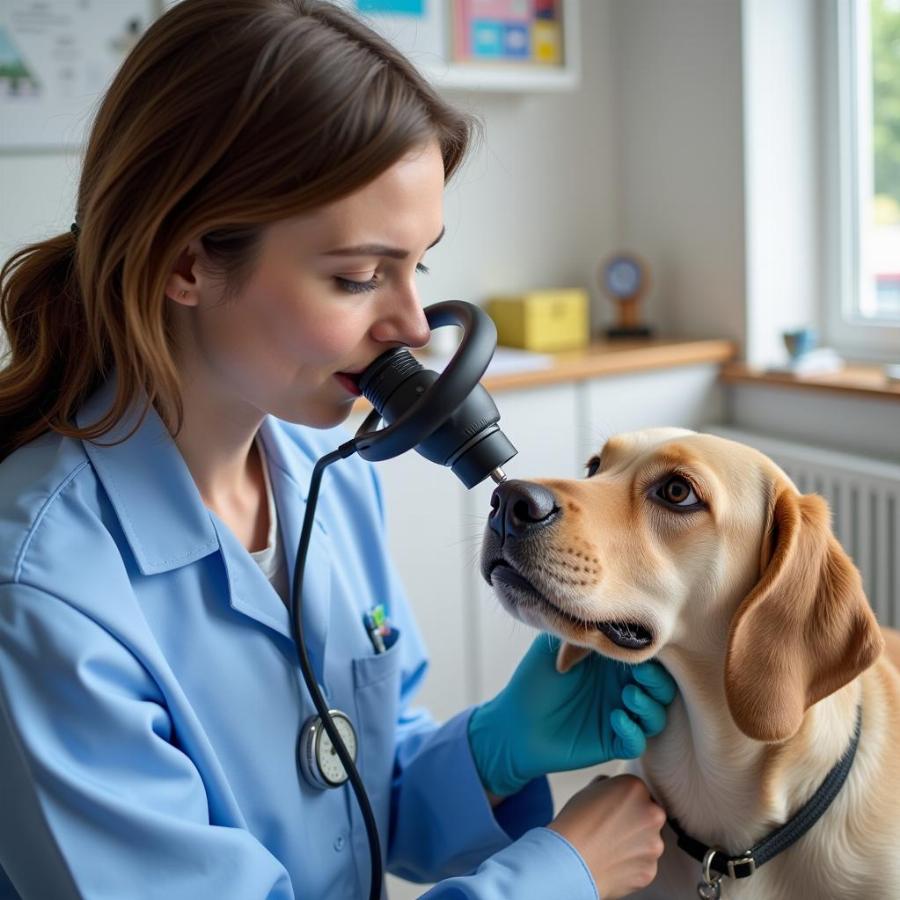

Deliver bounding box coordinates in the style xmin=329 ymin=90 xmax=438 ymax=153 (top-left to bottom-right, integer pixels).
xmin=667 ymin=704 xmax=862 ymax=890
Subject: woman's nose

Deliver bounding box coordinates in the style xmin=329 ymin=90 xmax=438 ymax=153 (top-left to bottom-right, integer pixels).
xmin=369 ymin=285 xmax=431 ymax=349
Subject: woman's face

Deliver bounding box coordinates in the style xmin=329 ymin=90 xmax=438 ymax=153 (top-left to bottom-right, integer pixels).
xmin=170 ymin=140 xmax=445 ymax=428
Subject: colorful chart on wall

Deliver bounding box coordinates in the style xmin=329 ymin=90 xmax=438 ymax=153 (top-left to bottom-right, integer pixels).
xmin=452 ymin=0 xmax=563 ymax=65
xmin=0 ymin=0 xmax=155 ymax=149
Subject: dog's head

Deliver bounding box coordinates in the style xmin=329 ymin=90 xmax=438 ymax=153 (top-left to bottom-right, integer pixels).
xmin=481 ymin=428 xmax=884 ymax=742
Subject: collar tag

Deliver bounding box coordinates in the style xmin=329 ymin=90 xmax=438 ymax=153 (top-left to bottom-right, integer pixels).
xmin=697 ymin=848 xmax=723 ymax=898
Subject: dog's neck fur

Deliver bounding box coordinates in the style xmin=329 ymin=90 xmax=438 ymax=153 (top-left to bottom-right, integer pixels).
xmin=642 ymin=643 xmax=861 ymax=856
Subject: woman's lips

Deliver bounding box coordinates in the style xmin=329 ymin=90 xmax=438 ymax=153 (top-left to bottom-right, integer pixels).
xmin=334 ymin=372 xmax=362 ymax=397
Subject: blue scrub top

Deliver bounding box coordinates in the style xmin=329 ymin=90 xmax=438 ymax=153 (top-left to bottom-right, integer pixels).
xmin=0 ymin=378 xmax=597 ymax=900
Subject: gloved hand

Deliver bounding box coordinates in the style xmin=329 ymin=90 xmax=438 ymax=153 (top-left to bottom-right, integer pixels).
xmin=467 ymin=634 xmax=678 ymax=798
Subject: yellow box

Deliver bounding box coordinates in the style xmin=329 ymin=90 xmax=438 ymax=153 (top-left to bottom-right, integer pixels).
xmin=486 ymin=289 xmax=589 ymax=352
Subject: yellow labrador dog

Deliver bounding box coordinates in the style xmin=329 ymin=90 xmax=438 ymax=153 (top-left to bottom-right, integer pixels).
xmin=481 ymin=428 xmax=900 ymax=900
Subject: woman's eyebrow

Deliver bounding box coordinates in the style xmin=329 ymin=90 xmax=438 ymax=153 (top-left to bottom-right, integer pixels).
xmin=322 ymin=225 xmax=445 ymax=259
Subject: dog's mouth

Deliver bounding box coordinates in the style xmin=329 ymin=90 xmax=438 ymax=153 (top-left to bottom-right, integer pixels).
xmin=595 ymin=620 xmax=655 ymax=650
xmin=487 ymin=559 xmax=655 ymax=650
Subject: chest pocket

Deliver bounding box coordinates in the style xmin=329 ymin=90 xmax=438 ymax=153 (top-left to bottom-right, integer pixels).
xmin=351 ymin=631 xmax=403 ymax=846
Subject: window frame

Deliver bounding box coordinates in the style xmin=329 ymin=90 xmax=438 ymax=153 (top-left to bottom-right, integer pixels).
xmin=822 ymin=0 xmax=900 ymax=359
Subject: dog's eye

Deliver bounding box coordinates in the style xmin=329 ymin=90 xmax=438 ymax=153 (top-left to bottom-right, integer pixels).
xmin=585 ymin=457 xmax=601 ymax=478
xmin=656 ymin=476 xmax=701 ymax=508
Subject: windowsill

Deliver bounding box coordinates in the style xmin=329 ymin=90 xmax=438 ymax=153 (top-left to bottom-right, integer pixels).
xmin=721 ymin=362 xmax=900 ymax=402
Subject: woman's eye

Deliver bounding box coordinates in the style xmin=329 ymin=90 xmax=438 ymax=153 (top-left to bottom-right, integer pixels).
xmin=335 ymin=263 xmax=429 ymax=295
xmin=585 ymin=457 xmax=601 ymax=478
xmin=335 ymin=276 xmax=378 ymax=294
xmin=656 ymin=476 xmax=700 ymax=508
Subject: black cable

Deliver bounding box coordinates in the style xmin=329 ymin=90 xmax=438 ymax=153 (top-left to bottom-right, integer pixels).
xmin=290 ymin=443 xmax=383 ymax=900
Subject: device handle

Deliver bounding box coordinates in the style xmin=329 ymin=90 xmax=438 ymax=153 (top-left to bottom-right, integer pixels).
xmin=350 ymin=300 xmax=496 ymax=462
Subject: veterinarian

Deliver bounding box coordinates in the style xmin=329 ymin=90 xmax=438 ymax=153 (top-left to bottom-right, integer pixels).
xmin=0 ymin=2 xmax=676 ymax=898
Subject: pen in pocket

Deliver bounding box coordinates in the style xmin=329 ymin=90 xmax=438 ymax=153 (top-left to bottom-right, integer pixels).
xmin=363 ymin=604 xmax=388 ymax=654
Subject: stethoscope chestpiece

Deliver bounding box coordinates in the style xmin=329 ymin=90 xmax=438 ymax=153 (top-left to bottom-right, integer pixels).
xmin=298 ymin=709 xmax=358 ymax=790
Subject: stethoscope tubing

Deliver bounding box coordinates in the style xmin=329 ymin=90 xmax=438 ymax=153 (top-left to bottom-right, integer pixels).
xmin=290 ymin=445 xmax=384 ymax=900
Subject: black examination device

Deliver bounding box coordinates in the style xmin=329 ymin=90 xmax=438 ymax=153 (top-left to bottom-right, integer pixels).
xmin=290 ymin=301 xmax=516 ymax=900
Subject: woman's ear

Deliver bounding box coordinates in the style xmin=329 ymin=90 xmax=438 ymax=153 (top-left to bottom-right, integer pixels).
xmin=164 ymin=244 xmax=202 ymax=306
xmin=556 ymin=641 xmax=591 ymax=673
xmin=725 ymin=484 xmax=884 ymax=742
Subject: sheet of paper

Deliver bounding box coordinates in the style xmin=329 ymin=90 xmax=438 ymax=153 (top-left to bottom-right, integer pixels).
xmin=419 ymin=345 xmax=554 ymax=378
xmin=1 ymin=0 xmax=155 ymax=149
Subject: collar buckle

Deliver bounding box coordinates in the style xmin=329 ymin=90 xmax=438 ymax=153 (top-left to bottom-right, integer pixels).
xmin=727 ymin=852 xmax=757 ymax=879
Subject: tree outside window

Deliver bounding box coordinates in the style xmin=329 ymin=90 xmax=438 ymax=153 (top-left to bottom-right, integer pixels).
xmin=870 ymin=0 xmax=900 ymax=318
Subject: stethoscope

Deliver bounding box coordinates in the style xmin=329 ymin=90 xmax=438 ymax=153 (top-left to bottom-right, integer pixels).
xmin=289 ymin=301 xmax=516 ymax=900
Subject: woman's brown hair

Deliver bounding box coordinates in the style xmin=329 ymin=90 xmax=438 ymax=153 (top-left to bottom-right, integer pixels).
xmin=0 ymin=0 xmax=474 ymax=461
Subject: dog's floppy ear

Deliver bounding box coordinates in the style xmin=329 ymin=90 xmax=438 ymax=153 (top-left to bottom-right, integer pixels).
xmin=725 ymin=483 xmax=883 ymax=742
xmin=556 ymin=641 xmax=591 ymax=673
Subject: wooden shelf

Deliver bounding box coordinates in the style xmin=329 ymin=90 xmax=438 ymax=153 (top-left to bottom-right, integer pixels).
xmin=483 ymin=337 xmax=736 ymax=392
xmin=351 ymin=337 xmax=737 ymax=414
xmin=721 ymin=363 xmax=900 ymax=403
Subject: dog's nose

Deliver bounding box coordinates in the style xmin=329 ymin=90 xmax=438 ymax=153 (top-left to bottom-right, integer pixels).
xmin=489 ymin=480 xmax=558 ymax=540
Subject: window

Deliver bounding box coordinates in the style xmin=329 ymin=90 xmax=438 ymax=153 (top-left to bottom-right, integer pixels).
xmin=824 ymin=0 xmax=900 ymax=356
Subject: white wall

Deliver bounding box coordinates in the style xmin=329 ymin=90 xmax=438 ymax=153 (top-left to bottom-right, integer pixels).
xmin=610 ymin=0 xmax=747 ymax=344
xmin=742 ymin=0 xmax=821 ymax=367
xmin=0 ymin=150 xmax=82 ymax=263
xmin=727 ymin=383 xmax=900 ymax=463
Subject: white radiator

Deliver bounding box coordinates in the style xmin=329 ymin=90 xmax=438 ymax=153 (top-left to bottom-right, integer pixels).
xmin=707 ymin=427 xmax=900 ymax=628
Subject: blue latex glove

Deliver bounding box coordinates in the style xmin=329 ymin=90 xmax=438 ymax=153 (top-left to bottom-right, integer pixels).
xmin=467 ymin=634 xmax=678 ymax=798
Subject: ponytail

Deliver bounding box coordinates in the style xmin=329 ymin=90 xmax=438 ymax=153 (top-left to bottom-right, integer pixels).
xmin=0 ymin=230 xmax=109 ymax=461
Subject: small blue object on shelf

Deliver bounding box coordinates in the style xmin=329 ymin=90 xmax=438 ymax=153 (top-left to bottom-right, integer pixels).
xmin=782 ymin=327 xmax=818 ymax=360
xmin=771 ymin=328 xmax=844 ymax=376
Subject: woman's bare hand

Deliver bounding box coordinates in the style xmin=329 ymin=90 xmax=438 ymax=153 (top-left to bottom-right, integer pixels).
xmin=548 ymin=774 xmax=667 ymax=899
